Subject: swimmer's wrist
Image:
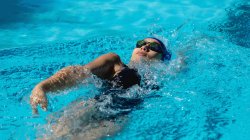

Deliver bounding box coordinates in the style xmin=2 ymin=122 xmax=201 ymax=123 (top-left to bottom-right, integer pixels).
xmin=36 ymin=82 xmax=48 ymax=93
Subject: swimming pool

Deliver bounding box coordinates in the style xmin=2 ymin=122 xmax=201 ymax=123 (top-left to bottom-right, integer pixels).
xmin=0 ymin=0 xmax=249 ymax=139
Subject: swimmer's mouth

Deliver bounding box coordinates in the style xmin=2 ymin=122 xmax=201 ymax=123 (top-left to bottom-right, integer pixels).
xmin=136 ymin=52 xmax=147 ymax=56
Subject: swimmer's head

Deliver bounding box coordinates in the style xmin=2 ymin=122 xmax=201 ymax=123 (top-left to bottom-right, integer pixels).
xmin=131 ymin=37 xmax=171 ymax=62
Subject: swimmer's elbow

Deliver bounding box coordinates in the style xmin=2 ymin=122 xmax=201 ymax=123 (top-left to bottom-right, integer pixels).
xmin=107 ymin=52 xmax=118 ymax=57
xmin=106 ymin=52 xmax=120 ymax=59
xmin=106 ymin=53 xmax=121 ymax=63
xmin=91 ymin=52 xmax=121 ymax=64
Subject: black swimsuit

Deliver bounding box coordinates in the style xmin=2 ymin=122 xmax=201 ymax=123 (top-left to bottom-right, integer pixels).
xmin=111 ymin=64 xmax=141 ymax=89
xmin=94 ymin=64 xmax=142 ymax=118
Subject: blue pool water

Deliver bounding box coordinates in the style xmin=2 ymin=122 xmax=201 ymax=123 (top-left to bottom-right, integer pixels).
xmin=0 ymin=0 xmax=249 ymax=139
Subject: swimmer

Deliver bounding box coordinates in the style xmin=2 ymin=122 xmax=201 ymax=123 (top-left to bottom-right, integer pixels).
xmin=30 ymin=37 xmax=175 ymax=139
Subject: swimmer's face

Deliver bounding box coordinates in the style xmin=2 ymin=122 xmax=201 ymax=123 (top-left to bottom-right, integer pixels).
xmin=131 ymin=38 xmax=163 ymax=62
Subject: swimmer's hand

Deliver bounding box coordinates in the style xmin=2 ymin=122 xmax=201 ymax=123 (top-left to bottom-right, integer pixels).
xmin=30 ymin=85 xmax=48 ymax=114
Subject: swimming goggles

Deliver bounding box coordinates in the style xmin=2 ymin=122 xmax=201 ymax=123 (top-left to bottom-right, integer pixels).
xmin=136 ymin=40 xmax=163 ymax=53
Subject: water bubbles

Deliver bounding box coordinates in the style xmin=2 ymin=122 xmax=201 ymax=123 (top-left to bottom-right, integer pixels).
xmin=175 ymin=97 xmax=184 ymax=102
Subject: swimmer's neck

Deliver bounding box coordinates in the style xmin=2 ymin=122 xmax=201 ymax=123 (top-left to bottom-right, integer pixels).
xmin=128 ymin=59 xmax=157 ymax=69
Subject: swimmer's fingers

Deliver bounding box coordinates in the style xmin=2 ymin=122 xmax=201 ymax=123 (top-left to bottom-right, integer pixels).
xmin=40 ymin=97 xmax=48 ymax=111
xmin=30 ymin=94 xmax=48 ymax=114
xmin=30 ymin=95 xmax=39 ymax=114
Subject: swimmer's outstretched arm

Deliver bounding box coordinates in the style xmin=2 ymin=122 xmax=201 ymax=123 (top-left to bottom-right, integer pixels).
xmin=30 ymin=66 xmax=86 ymax=114
xmin=30 ymin=53 xmax=123 ymax=114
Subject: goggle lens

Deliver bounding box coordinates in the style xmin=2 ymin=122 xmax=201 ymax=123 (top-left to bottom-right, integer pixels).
xmin=136 ymin=40 xmax=163 ymax=53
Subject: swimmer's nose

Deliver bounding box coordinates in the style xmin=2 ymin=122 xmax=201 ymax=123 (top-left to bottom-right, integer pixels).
xmin=140 ymin=45 xmax=149 ymax=52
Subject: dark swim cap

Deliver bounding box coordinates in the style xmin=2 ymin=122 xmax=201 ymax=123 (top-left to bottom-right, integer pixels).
xmin=149 ymin=37 xmax=171 ymax=61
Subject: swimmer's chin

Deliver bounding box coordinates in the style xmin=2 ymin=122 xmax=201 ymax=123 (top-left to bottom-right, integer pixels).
xmin=130 ymin=56 xmax=144 ymax=63
xmin=130 ymin=56 xmax=162 ymax=67
xmin=130 ymin=57 xmax=149 ymax=65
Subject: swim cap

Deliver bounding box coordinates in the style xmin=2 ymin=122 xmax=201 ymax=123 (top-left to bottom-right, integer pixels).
xmin=149 ymin=37 xmax=171 ymax=61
